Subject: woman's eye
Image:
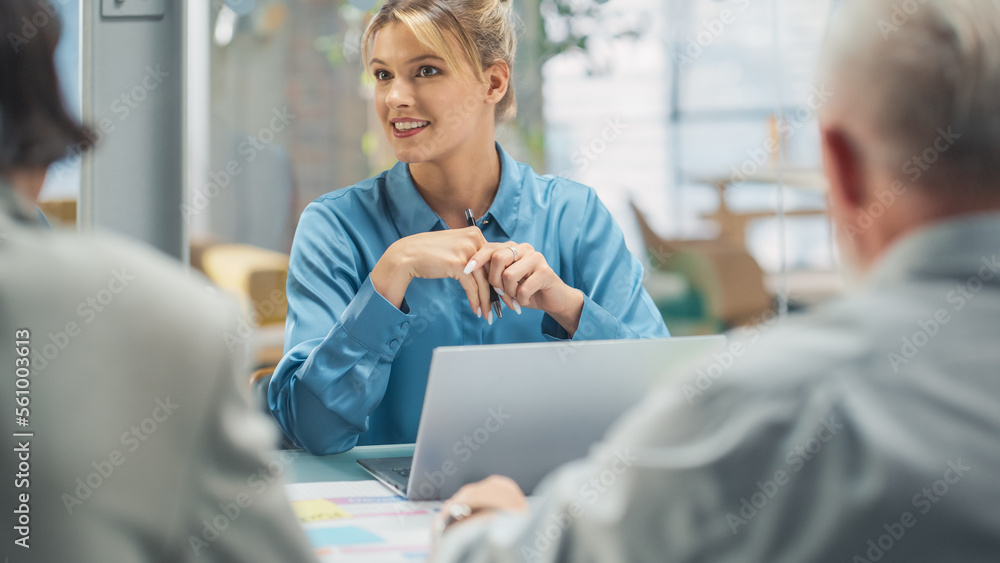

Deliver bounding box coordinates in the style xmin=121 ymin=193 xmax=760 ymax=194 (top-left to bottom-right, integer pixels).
xmin=374 ymin=69 xmax=391 ymax=81
xmin=418 ymin=66 xmax=440 ymax=78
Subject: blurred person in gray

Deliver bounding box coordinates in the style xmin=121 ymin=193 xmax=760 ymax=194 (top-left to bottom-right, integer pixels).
xmin=0 ymin=0 xmax=317 ymax=560
xmin=431 ymin=0 xmax=1000 ymax=560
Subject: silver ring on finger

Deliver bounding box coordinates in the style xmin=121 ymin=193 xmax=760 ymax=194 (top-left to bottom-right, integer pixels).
xmin=508 ymin=246 xmax=518 ymax=261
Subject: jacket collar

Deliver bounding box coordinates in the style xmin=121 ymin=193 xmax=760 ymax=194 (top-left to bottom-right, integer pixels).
xmin=867 ymin=210 xmax=1000 ymax=289
xmin=0 ymin=180 xmax=38 ymax=226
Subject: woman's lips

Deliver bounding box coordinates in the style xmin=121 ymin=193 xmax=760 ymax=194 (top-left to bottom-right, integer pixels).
xmin=391 ymin=119 xmax=430 ymax=138
xmin=392 ymin=122 xmax=429 ymax=138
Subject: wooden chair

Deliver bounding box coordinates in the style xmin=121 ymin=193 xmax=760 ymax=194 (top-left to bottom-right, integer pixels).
xmin=631 ymin=201 xmax=775 ymax=328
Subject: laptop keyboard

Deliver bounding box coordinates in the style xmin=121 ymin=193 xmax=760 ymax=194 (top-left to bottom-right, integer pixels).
xmin=393 ymin=467 xmax=411 ymax=478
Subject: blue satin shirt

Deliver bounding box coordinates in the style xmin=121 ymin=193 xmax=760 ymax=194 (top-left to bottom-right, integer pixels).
xmin=269 ymin=145 xmax=669 ymax=454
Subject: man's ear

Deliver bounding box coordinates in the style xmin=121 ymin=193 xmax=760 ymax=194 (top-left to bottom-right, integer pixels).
xmin=821 ymin=124 xmax=866 ymax=215
xmin=485 ymin=61 xmax=509 ymax=103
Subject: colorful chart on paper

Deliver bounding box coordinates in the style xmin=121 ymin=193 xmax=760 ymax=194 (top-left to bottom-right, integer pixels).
xmin=286 ymin=480 xmax=441 ymax=562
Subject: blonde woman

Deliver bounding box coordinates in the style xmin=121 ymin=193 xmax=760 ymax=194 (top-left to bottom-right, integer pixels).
xmin=269 ymin=0 xmax=669 ymax=455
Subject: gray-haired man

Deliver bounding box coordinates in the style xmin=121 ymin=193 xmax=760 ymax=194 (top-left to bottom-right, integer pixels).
xmin=432 ymin=0 xmax=1000 ymax=560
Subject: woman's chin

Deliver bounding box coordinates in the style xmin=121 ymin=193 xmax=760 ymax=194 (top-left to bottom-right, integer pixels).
xmin=392 ymin=147 xmax=431 ymax=165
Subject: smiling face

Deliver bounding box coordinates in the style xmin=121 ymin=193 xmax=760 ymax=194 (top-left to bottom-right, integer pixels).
xmin=370 ymin=23 xmax=498 ymax=165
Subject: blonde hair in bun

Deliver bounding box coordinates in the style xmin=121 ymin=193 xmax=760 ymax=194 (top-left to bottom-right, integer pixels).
xmin=362 ymin=0 xmax=518 ymax=122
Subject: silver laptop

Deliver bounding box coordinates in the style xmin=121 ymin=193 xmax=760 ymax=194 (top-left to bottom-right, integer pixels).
xmin=358 ymin=335 xmax=725 ymax=500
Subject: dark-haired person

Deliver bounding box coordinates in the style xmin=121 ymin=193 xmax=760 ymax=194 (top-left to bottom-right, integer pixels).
xmin=0 ymin=1 xmax=316 ymax=560
xmin=269 ymin=0 xmax=669 ymax=456
xmin=431 ymin=0 xmax=1000 ymax=560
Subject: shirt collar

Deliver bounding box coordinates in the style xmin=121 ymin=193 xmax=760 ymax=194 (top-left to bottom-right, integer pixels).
xmin=384 ymin=161 xmax=444 ymax=238
xmin=866 ymin=210 xmax=1000 ymax=289
xmin=384 ymin=143 xmax=523 ymax=239
xmin=483 ymin=143 xmax=523 ymax=239
xmin=0 ymin=180 xmax=38 ymax=226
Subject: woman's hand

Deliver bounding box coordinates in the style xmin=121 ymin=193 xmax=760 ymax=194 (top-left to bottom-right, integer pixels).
xmin=465 ymin=242 xmax=585 ymax=335
xmin=371 ymin=227 xmax=493 ymax=317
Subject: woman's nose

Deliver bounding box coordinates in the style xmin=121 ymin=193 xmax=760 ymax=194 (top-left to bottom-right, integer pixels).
xmin=385 ymin=78 xmax=414 ymax=109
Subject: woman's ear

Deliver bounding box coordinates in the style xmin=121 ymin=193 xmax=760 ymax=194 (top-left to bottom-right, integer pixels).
xmin=485 ymin=61 xmax=509 ymax=103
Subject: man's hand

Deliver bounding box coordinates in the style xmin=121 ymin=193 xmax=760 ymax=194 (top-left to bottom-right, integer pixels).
xmin=434 ymin=475 xmax=528 ymax=535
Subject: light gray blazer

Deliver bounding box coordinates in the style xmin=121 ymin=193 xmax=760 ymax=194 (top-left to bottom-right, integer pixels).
xmin=0 ymin=186 xmax=316 ymax=562
xmin=436 ymin=211 xmax=1000 ymax=562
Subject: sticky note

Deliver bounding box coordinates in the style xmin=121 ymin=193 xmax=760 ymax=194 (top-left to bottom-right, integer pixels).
xmin=305 ymin=526 xmax=383 ymax=547
xmin=292 ymin=499 xmax=351 ymax=522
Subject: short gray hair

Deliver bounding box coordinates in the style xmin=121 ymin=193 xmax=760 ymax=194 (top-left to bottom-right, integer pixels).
xmin=820 ymin=0 xmax=1000 ymax=191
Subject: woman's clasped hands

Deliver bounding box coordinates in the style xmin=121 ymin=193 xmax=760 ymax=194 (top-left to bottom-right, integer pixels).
xmin=370 ymin=226 xmax=584 ymax=334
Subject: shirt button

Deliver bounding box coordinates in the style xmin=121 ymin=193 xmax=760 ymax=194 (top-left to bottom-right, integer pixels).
xmin=400 ymin=321 xmax=410 ymax=330
xmin=389 ymin=339 xmax=399 ymax=350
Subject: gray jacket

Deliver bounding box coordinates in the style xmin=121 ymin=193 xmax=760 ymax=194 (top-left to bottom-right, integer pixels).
xmin=0 ymin=185 xmax=316 ymax=562
xmin=437 ymin=211 xmax=1000 ymax=562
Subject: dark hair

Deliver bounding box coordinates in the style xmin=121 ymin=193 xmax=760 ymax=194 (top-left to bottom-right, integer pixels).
xmin=0 ymin=0 xmax=90 ymax=174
